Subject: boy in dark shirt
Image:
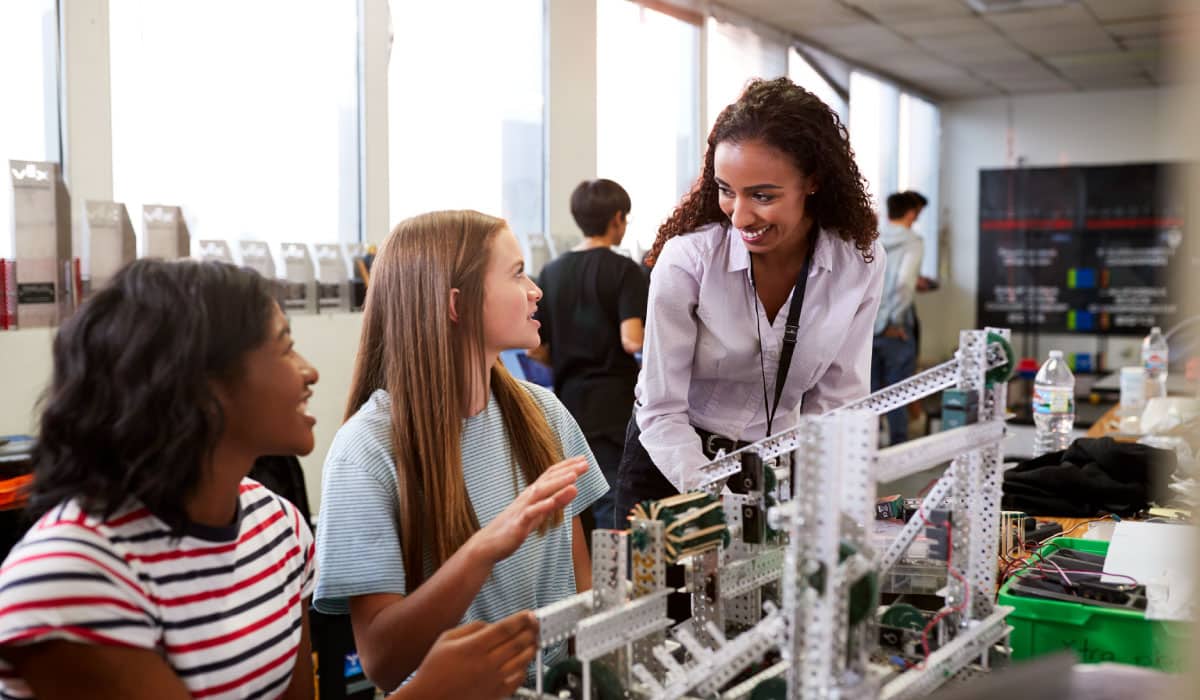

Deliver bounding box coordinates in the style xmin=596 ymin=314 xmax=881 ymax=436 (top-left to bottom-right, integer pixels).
xmin=531 ymin=179 xmax=648 ymax=532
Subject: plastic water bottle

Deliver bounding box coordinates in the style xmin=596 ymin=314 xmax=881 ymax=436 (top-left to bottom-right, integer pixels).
xmin=1142 ymin=326 xmax=1169 ymax=399
xmin=1032 ymin=350 xmax=1075 ymax=456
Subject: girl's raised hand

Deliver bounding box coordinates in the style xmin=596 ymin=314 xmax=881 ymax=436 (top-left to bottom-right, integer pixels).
xmin=469 ymin=455 xmax=589 ymax=564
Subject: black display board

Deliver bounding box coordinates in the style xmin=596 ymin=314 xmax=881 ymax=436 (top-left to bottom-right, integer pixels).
xmin=977 ymin=163 xmax=1189 ymax=336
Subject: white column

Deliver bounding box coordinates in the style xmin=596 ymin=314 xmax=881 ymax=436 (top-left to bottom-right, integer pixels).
xmin=546 ymin=0 xmax=597 ymax=251
xmin=59 ymin=0 xmax=113 ymax=263
xmin=359 ymin=0 xmax=390 ymax=247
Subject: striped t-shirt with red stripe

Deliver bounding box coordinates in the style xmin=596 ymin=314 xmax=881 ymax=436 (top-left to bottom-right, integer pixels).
xmin=0 ymin=479 xmax=315 ymax=699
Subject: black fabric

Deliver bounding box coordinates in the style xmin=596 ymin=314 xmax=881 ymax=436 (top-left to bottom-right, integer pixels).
xmin=614 ymin=414 xmax=677 ymax=529
xmin=536 ymin=248 xmax=648 ymax=442
xmin=248 ymin=455 xmax=312 ymax=526
xmin=1001 ymin=437 xmax=1176 ymax=517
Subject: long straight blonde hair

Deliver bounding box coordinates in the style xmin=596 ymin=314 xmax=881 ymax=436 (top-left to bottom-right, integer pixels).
xmin=345 ymin=210 xmax=563 ymax=590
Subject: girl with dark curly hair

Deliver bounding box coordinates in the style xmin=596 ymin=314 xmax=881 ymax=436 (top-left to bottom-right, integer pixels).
xmin=0 ymin=259 xmax=541 ymax=700
xmin=615 ymin=77 xmax=885 ymax=530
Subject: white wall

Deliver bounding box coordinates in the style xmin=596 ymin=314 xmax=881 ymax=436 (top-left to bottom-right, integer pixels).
xmin=0 ymin=313 xmax=362 ymax=515
xmin=920 ymin=86 xmax=1180 ymax=368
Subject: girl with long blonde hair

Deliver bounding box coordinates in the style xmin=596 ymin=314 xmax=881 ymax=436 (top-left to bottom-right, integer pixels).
xmin=313 ymin=211 xmax=606 ymax=693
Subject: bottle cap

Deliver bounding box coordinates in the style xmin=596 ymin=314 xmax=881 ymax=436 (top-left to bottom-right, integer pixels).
xmin=1049 ymin=350 xmax=1063 ymax=358
xmin=1151 ymin=326 xmax=1161 ymax=334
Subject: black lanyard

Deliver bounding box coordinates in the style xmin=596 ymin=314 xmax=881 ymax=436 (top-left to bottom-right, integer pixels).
xmin=750 ymin=232 xmax=816 ymax=437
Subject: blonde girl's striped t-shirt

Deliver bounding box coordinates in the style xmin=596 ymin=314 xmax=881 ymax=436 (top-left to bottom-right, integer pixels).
xmin=0 ymin=479 xmax=315 ymax=700
xmin=313 ymin=381 xmax=608 ymax=680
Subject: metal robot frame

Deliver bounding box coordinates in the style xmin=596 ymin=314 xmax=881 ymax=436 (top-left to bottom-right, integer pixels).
xmin=518 ymin=327 xmax=1016 ymax=700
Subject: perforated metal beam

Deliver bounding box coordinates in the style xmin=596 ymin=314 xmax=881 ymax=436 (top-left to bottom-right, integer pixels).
xmin=696 ymin=342 xmax=1010 ymax=493
xmin=874 ymin=420 xmax=1005 ymax=483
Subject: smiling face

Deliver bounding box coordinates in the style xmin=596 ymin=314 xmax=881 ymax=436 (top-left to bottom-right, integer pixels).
xmin=481 ymin=226 xmax=543 ymax=356
xmin=714 ymin=138 xmax=818 ymax=257
xmin=215 ymin=303 xmax=320 ymax=458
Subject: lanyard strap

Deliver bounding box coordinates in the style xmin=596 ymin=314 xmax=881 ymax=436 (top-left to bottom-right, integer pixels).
xmin=752 ymin=232 xmax=817 ymax=437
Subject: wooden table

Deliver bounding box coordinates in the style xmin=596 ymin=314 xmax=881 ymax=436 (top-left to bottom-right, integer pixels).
xmin=1085 ymin=403 xmax=1123 ymax=439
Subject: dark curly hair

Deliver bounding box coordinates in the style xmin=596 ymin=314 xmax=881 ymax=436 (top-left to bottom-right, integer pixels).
xmin=648 ymin=77 xmax=877 ymax=266
xmin=28 ymin=258 xmax=275 ymax=533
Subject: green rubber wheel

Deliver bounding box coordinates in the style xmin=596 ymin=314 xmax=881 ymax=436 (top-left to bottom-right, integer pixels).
xmin=881 ymin=602 xmax=926 ymax=631
xmin=750 ymin=676 xmax=787 ymax=700
xmin=542 ymin=657 xmax=623 ymax=700
xmin=985 ymin=331 xmax=1016 ymax=387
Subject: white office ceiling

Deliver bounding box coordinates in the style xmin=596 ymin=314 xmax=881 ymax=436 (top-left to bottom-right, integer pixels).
xmin=697 ymin=0 xmax=1187 ymax=99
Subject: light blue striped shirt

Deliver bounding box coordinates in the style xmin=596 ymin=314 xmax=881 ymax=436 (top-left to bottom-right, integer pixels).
xmin=313 ymin=381 xmax=607 ymax=678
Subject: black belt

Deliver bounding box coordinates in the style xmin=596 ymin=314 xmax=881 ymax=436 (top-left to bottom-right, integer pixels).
xmin=694 ymin=426 xmax=751 ymax=460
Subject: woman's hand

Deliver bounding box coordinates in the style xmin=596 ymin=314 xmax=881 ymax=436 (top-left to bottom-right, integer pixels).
xmin=401 ymin=611 xmax=539 ymax=700
xmin=469 ymin=455 xmax=588 ymax=565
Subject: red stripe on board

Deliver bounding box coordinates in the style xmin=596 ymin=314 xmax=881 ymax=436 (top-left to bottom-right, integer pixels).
xmin=1085 ymin=217 xmax=1183 ymax=229
xmin=156 ymin=545 xmax=300 ymax=607
xmin=980 ymin=218 xmax=1073 ymax=231
xmin=0 ymin=595 xmax=146 ymax=619
xmin=165 ymin=593 xmax=300 ymax=653
xmin=191 ymin=643 xmax=299 ymax=698
xmin=128 ymin=509 xmax=285 ymax=563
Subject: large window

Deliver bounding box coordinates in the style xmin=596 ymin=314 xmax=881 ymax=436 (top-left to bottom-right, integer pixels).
xmin=788 ymin=48 xmax=847 ymax=125
xmin=388 ymin=0 xmax=545 ymax=242
xmin=705 ymin=15 xmax=787 ymax=134
xmin=849 ymin=71 xmax=941 ymax=277
xmin=898 ymin=94 xmax=941 ymax=277
xmin=109 ymin=1 xmax=360 ymax=258
xmin=598 ymin=0 xmax=700 ymax=257
xmin=1 ymin=0 xmax=60 ymax=260
xmin=849 ymin=71 xmax=900 ymax=215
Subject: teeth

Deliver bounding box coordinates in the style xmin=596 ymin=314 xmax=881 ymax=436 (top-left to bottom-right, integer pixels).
xmin=742 ymin=225 xmax=771 ymax=240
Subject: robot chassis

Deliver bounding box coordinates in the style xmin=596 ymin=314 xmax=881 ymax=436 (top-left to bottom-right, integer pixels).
xmin=521 ymin=328 xmax=1017 ymax=700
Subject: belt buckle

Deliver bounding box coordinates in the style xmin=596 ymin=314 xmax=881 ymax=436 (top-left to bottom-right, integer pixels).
xmin=705 ymin=432 xmax=729 ymax=456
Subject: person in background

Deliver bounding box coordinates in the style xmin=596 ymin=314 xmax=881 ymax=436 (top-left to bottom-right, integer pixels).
xmin=531 ymin=179 xmax=648 ymax=536
xmin=314 ymin=210 xmax=606 ymax=693
xmin=902 ymin=190 xmax=935 ymax=436
xmin=0 ymin=259 xmax=536 ymax=700
xmin=872 ymin=192 xmax=925 ymax=445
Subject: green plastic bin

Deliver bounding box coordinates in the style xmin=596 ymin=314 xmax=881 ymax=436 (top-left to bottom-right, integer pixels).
xmin=997 ymin=537 xmax=1190 ymax=671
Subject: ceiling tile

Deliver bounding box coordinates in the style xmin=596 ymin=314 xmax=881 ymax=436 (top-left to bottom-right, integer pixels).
xmin=1053 ymin=61 xmax=1148 ymax=80
xmin=862 ymin=52 xmax=974 ymax=80
xmin=728 ymin=0 xmax=866 ymax=28
xmin=1102 ymin=18 xmax=1165 ymax=39
xmin=1070 ymin=73 xmax=1154 ymax=89
xmin=797 ymin=23 xmax=914 ymax=55
xmin=1005 ymin=26 xmax=1121 ymax=54
xmin=1081 ymin=0 xmax=1170 ymax=22
xmin=983 ymin=4 xmax=1097 ymax=32
xmin=915 ymin=33 xmax=1029 ymax=64
xmin=970 ymin=58 xmax=1058 ymax=81
xmin=890 ymin=16 xmax=995 ymax=38
xmin=922 ymin=76 xmax=1002 ymax=99
xmin=1046 ymin=49 xmax=1146 ymax=68
xmin=992 ymin=75 xmax=1077 ymax=93
xmin=843 ymin=0 xmax=973 ymax=22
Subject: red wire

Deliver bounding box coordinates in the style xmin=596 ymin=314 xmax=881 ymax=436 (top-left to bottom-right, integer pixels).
xmin=915 ymin=506 xmax=971 ymax=665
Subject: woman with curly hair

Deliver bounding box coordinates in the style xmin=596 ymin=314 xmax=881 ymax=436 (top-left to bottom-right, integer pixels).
xmin=614 ymin=77 xmax=884 ymax=530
